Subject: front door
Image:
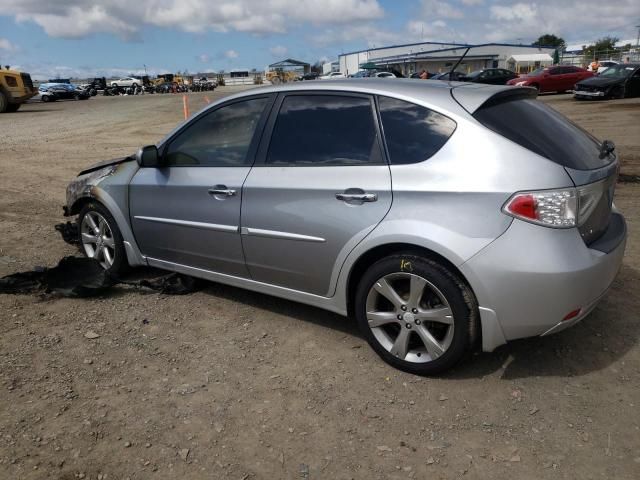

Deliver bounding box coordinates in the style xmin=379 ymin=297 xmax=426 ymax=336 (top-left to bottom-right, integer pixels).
xmin=241 ymin=93 xmax=392 ymax=296
xmin=129 ymin=95 xmax=272 ymax=276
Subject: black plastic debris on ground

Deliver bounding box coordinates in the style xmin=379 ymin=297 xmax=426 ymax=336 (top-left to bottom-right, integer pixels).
xmin=55 ymin=222 xmax=80 ymax=245
xmin=0 ymin=256 xmax=203 ymax=298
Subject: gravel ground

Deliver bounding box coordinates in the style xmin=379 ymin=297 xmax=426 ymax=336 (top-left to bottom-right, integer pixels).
xmin=1 ymin=89 xmax=639 ymax=480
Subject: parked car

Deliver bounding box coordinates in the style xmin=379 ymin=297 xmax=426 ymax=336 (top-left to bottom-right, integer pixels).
xmin=430 ymin=71 xmax=466 ymax=81
xmin=507 ymin=66 xmax=593 ymax=93
xmin=462 ymin=68 xmax=518 ymax=85
xmin=300 ymin=72 xmax=319 ymax=81
xmin=38 ymin=83 xmax=90 ymax=102
xmin=110 ymin=77 xmax=143 ymax=88
xmin=597 ymin=60 xmax=619 ymax=74
xmin=63 ymin=80 xmax=626 ymax=375
xmin=319 ymin=72 xmax=346 ymax=80
xmin=574 ymin=63 xmax=640 ymax=99
xmin=374 ymin=71 xmax=396 ymax=78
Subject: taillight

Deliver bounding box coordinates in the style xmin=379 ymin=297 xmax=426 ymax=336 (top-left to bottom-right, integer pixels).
xmin=503 ymin=179 xmax=607 ymax=228
xmin=504 ymin=189 xmax=577 ymax=228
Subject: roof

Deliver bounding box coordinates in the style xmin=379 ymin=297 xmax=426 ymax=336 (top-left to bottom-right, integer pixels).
xmin=509 ymin=53 xmax=553 ymax=62
xmin=269 ymin=58 xmax=310 ymax=68
xmin=197 ymin=78 xmax=523 ymax=116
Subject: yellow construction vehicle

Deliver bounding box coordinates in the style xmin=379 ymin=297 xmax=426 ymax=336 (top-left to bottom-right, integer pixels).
xmin=266 ymin=69 xmax=298 ymax=84
xmin=0 ymin=66 xmax=38 ymax=113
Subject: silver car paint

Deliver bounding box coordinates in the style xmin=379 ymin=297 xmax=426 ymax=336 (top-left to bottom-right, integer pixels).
xmin=64 ymin=79 xmax=626 ymax=353
xmin=129 ymin=166 xmax=252 ymax=277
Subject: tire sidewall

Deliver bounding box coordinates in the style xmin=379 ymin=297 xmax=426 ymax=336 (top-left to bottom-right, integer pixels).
xmin=354 ymin=254 xmax=477 ymax=375
xmin=78 ymin=202 xmax=128 ymax=276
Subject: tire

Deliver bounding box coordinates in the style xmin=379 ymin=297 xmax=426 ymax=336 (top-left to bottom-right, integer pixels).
xmin=0 ymin=90 xmax=8 ymax=113
xmin=6 ymin=103 xmax=20 ymax=112
xmin=610 ymin=85 xmax=625 ymax=99
xmin=41 ymin=95 xmax=51 ymax=103
xmin=111 ymin=83 xmax=118 ymax=88
xmin=354 ymin=254 xmax=478 ymax=375
xmin=77 ymin=202 xmax=128 ymax=276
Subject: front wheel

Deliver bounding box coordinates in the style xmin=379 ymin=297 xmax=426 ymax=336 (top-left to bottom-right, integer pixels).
xmin=78 ymin=202 xmax=128 ymax=275
xmin=355 ymin=254 xmax=478 ymax=375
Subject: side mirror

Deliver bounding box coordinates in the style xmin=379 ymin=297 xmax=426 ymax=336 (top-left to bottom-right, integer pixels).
xmin=136 ymin=145 xmax=161 ymax=168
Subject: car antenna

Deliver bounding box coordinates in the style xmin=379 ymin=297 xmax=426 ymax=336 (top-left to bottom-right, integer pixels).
xmin=448 ymin=46 xmax=472 ymax=77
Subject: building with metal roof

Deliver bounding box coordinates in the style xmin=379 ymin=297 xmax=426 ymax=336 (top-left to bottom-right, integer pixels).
xmin=339 ymin=42 xmax=555 ymax=76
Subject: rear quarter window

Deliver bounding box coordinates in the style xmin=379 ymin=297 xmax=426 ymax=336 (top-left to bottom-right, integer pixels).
xmin=378 ymin=96 xmax=456 ymax=165
xmin=473 ymin=95 xmax=612 ymax=170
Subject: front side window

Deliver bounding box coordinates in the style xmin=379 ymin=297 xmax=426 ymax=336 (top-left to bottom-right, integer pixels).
xmin=266 ymin=95 xmax=381 ymax=165
xmin=378 ymin=96 xmax=456 ymax=165
xmin=165 ymin=97 xmax=268 ymax=166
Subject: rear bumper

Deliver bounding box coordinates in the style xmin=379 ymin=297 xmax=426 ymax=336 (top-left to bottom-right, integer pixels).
xmin=460 ymin=212 xmax=626 ymax=351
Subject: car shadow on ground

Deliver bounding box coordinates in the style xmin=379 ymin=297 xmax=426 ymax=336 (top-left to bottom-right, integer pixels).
xmin=113 ymin=262 xmax=639 ymax=380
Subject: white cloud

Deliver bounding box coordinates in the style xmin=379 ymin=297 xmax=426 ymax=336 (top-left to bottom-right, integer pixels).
xmin=420 ymin=0 xmax=464 ymax=20
xmin=490 ymin=3 xmax=538 ymax=22
xmin=460 ymin=0 xmax=483 ymax=5
xmin=0 ymin=38 xmax=16 ymax=51
xmin=224 ymin=49 xmax=239 ymax=59
xmin=312 ymin=24 xmax=403 ymax=48
xmin=0 ymin=0 xmax=385 ymax=39
xmin=198 ymin=53 xmax=211 ymax=63
xmin=269 ymin=45 xmax=288 ymax=57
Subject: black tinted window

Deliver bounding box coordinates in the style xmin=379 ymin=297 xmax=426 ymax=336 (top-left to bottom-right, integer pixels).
xmin=266 ymin=95 xmax=380 ymax=165
xmin=474 ymin=96 xmax=612 ymax=170
xmin=378 ymin=96 xmax=457 ymax=165
xmin=166 ymin=97 xmax=268 ymax=166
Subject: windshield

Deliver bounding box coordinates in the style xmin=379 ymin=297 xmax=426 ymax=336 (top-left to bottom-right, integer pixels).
xmin=525 ymin=68 xmax=546 ymax=76
xmin=599 ymin=65 xmax=636 ymax=78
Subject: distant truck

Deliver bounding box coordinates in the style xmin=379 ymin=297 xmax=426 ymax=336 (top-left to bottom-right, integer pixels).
xmin=0 ymin=66 xmax=38 ymax=112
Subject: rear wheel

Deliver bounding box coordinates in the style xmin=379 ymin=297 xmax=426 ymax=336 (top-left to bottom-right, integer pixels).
xmin=78 ymin=202 xmax=128 ymax=276
xmin=6 ymin=103 xmax=20 ymax=112
xmin=41 ymin=94 xmax=51 ymax=103
xmin=355 ymin=254 xmax=478 ymax=375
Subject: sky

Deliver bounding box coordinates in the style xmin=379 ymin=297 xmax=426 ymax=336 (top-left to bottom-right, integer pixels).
xmin=0 ymin=0 xmax=638 ymax=79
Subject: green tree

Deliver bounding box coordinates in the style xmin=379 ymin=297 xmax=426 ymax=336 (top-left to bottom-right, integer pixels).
xmin=583 ymin=36 xmax=619 ymax=60
xmin=533 ymin=34 xmax=565 ymax=50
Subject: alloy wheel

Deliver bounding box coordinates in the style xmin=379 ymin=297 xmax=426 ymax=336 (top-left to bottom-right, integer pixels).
xmin=80 ymin=211 xmax=116 ymax=269
xmin=365 ymin=272 xmax=454 ymax=363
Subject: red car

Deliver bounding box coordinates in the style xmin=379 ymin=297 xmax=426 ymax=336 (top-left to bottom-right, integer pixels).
xmin=507 ymin=66 xmax=593 ymax=93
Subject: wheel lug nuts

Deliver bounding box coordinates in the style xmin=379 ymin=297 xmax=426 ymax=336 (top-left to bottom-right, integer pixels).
xmin=412 ymin=308 xmax=418 ymax=314
xmin=415 ymin=319 xmax=421 ymax=325
xmin=405 ymin=323 xmax=412 ymax=329
xmin=401 ymin=305 xmax=407 ymax=311
xmin=397 ymin=315 xmax=403 ymax=320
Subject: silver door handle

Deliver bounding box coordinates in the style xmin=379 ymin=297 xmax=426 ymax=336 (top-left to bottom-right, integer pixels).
xmin=335 ymin=193 xmax=377 ymax=202
xmin=208 ymin=188 xmax=236 ymax=196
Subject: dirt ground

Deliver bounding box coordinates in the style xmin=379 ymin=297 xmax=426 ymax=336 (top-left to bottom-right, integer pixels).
xmin=1 ymin=89 xmax=639 ymax=480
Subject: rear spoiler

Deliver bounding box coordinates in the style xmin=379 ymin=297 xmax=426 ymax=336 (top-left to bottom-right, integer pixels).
xmin=451 ymin=85 xmax=537 ymax=114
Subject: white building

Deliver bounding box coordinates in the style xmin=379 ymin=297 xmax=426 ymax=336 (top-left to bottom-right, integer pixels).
xmin=339 ymin=42 xmax=555 ymax=76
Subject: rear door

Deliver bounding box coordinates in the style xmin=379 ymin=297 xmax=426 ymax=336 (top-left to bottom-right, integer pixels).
xmin=129 ymin=95 xmax=273 ymax=276
xmin=240 ymin=92 xmax=392 ymax=296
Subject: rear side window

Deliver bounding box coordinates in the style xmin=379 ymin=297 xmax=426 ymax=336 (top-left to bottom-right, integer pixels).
xmin=378 ymin=96 xmax=456 ymax=165
xmin=474 ymin=96 xmax=611 ymax=170
xmin=266 ymin=95 xmax=381 ymax=165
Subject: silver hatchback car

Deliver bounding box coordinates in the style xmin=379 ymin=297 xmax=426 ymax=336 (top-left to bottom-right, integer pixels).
xmin=64 ymin=79 xmax=626 ymax=375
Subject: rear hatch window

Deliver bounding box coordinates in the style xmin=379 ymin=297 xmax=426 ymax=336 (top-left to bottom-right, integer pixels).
xmin=472 ymin=93 xmax=613 ymax=171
